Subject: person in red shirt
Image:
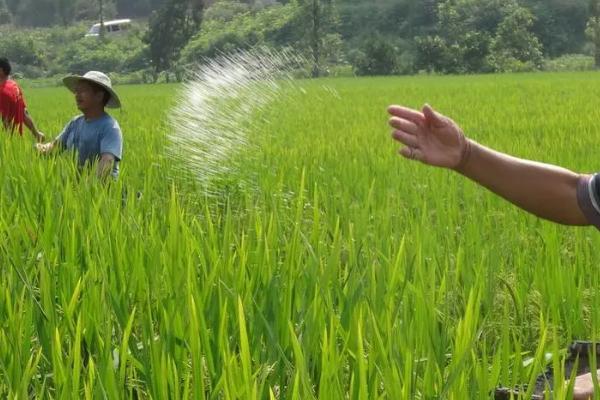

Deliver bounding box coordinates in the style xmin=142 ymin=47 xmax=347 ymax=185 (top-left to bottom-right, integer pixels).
xmin=0 ymin=57 xmax=44 ymax=142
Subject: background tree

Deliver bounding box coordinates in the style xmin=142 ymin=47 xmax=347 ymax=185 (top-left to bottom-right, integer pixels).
xmin=145 ymin=0 xmax=204 ymax=78
xmin=0 ymin=31 xmax=44 ymax=66
xmin=588 ymin=0 xmax=600 ymax=68
xmin=487 ymin=1 xmax=543 ymax=72
xmin=294 ymin=0 xmax=340 ymax=77
xmin=337 ymin=0 xmax=438 ymax=40
xmin=14 ymin=0 xmax=56 ymax=26
xmin=521 ymin=0 xmax=589 ymax=58
xmin=73 ymin=0 xmax=116 ymax=22
xmin=415 ymin=0 xmax=543 ymax=73
xmin=352 ymin=34 xmax=398 ymax=76
xmin=56 ymin=0 xmax=75 ymax=26
xmin=1 ymin=0 xmax=599 ymax=78
xmin=4 ymin=0 xmax=17 ymax=16
xmin=0 ymin=0 xmax=11 ymax=25
xmin=415 ymin=0 xmax=495 ymax=73
xmin=181 ymin=1 xmax=299 ymax=62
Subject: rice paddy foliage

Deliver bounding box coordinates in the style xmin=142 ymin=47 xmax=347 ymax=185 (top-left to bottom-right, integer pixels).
xmin=1 ymin=72 xmax=600 ymax=399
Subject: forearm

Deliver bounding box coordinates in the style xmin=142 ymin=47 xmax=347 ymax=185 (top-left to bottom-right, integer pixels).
xmin=37 ymin=139 xmax=60 ymax=155
xmin=24 ymin=110 xmax=45 ymax=142
xmin=23 ymin=110 xmax=38 ymax=135
xmin=97 ymin=157 xmax=114 ymax=180
xmin=455 ymin=140 xmax=588 ymax=225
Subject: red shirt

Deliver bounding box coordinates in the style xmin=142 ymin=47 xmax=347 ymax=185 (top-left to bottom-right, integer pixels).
xmin=0 ymin=79 xmax=26 ymax=135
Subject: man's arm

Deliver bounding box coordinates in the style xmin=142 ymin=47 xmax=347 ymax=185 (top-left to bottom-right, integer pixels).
xmin=98 ymin=120 xmax=123 ymax=181
xmin=97 ymin=153 xmax=116 ymax=180
xmin=37 ymin=118 xmax=76 ymax=154
xmin=23 ymin=109 xmax=45 ymax=143
xmin=456 ymin=140 xmax=587 ymax=225
xmin=388 ymin=104 xmax=589 ymax=226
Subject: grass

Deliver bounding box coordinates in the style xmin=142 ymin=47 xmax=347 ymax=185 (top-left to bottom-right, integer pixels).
xmin=0 ymin=71 xmax=599 ymax=398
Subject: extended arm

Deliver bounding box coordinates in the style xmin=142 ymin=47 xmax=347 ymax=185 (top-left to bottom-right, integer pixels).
xmin=388 ymin=104 xmax=590 ymax=226
xmin=456 ymin=140 xmax=586 ymax=225
xmin=97 ymin=153 xmax=116 ymax=180
xmin=23 ymin=109 xmax=45 ymax=142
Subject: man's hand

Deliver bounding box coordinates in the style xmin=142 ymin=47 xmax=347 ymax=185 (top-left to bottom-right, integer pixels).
xmin=388 ymin=104 xmax=470 ymax=170
xmin=36 ymin=142 xmax=54 ymax=154
xmin=571 ymin=371 xmax=599 ymax=400
xmin=97 ymin=153 xmax=116 ymax=180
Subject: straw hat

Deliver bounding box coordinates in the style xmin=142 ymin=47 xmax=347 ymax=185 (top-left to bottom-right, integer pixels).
xmin=63 ymin=71 xmax=121 ymax=108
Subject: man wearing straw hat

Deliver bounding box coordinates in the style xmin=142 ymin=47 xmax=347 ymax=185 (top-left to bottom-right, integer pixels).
xmin=388 ymin=104 xmax=599 ymax=399
xmin=37 ymin=71 xmax=123 ymax=179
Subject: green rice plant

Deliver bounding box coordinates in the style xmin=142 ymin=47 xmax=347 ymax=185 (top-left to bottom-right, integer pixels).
xmin=0 ymin=72 xmax=598 ymax=398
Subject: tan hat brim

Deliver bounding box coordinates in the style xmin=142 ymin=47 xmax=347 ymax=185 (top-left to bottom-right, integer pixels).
xmin=63 ymin=75 xmax=121 ymax=109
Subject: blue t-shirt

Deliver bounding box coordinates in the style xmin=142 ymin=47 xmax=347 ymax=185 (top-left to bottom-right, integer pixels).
xmin=56 ymin=113 xmax=123 ymax=178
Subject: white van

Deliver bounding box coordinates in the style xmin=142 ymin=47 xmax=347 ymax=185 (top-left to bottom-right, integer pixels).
xmin=85 ymin=19 xmax=132 ymax=37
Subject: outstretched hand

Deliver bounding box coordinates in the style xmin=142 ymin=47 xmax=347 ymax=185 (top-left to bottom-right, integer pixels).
xmin=388 ymin=104 xmax=470 ymax=170
xmin=36 ymin=141 xmax=54 ymax=154
xmin=572 ymin=371 xmax=597 ymax=400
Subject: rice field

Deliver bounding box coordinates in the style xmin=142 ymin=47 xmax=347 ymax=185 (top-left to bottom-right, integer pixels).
xmin=2 ymin=71 xmax=600 ymax=399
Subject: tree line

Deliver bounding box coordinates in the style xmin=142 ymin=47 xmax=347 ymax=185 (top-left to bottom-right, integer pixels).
xmin=1 ymin=0 xmax=599 ymax=80
xmin=148 ymin=0 xmax=600 ymax=76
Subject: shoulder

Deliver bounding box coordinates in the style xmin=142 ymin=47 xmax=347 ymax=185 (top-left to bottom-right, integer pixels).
xmin=102 ymin=113 xmax=122 ymax=134
xmin=8 ymin=80 xmax=23 ymax=94
xmin=3 ymin=80 xmax=22 ymax=96
xmin=62 ymin=115 xmax=84 ymax=132
xmin=68 ymin=114 xmax=85 ymax=127
xmin=103 ymin=113 xmax=120 ymax=126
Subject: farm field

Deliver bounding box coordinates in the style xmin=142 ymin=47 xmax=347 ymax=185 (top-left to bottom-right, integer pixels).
xmin=2 ymin=72 xmax=600 ymax=398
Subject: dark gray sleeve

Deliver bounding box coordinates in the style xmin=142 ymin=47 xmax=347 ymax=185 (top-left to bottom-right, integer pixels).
xmin=100 ymin=120 xmax=123 ymax=161
xmin=576 ymin=174 xmax=600 ymax=230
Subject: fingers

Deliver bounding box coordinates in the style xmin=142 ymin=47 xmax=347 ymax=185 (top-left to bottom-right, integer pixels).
xmin=387 ymin=105 xmax=426 ymax=126
xmin=36 ymin=143 xmax=52 ymax=154
xmin=388 ymin=106 xmax=424 ymax=163
xmin=422 ymin=104 xmax=447 ymax=128
xmin=399 ymin=146 xmax=424 ymax=162
xmin=391 ymin=129 xmax=419 ymax=148
xmin=389 ymin=116 xmax=420 ymax=135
